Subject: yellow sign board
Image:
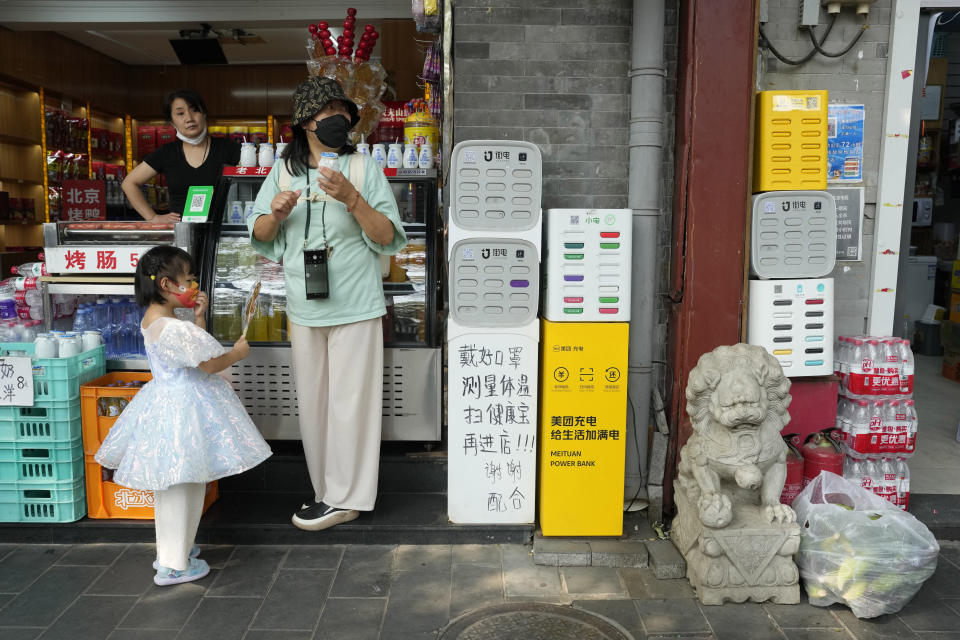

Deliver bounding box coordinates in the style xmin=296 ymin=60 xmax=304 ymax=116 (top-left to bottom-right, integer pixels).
xmin=539 ymin=320 xmax=629 ymax=536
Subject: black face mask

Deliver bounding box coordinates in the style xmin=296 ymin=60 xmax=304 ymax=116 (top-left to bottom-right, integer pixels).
xmin=312 ymin=114 xmax=351 ymax=149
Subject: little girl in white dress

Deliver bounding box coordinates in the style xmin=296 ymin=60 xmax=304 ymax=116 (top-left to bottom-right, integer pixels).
xmin=96 ymin=245 xmax=271 ymax=586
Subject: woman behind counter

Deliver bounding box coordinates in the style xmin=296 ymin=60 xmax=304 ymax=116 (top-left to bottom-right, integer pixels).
xmin=122 ymin=89 xmax=240 ymax=222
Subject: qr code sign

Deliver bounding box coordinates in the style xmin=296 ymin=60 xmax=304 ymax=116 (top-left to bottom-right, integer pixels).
xmin=190 ymin=193 xmax=206 ymax=211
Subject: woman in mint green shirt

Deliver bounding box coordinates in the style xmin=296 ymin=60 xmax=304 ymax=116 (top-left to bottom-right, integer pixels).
xmin=248 ymin=77 xmax=406 ymax=531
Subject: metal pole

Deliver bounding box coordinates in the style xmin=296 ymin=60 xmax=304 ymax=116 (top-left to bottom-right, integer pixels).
xmin=624 ymin=0 xmax=666 ymax=507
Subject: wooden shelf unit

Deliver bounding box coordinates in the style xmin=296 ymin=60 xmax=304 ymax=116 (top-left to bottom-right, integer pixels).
xmin=0 ymin=82 xmax=45 ymax=249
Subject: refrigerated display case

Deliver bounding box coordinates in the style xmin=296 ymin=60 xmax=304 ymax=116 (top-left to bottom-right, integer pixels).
xmin=201 ymin=167 xmax=442 ymax=441
xmin=39 ymin=220 xmax=202 ymax=369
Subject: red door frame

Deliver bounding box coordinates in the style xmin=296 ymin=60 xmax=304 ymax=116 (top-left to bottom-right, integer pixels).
xmin=664 ymin=0 xmax=758 ymax=513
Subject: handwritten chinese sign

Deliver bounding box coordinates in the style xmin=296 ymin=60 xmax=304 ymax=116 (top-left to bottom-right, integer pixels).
xmin=448 ymin=328 xmax=538 ymax=524
xmin=45 ymin=246 xmax=151 ymax=274
xmin=61 ymin=180 xmax=106 ymax=221
xmin=0 ymin=357 xmax=34 ymax=406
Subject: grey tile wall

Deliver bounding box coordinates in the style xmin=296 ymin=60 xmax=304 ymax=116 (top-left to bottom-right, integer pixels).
xmin=452 ymin=0 xmax=679 ymax=408
xmin=759 ymin=0 xmax=894 ymax=336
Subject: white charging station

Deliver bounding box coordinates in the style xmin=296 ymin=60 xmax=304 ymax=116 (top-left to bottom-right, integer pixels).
xmin=542 ymin=208 xmax=632 ymax=322
xmin=747 ymin=277 xmax=834 ymax=377
xmin=447 ymin=140 xmax=542 ymax=524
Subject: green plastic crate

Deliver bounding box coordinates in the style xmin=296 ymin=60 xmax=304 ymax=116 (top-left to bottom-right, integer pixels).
xmin=0 ymin=343 xmax=105 ymax=401
xmin=0 ymin=477 xmax=86 ymax=523
xmin=0 ymin=400 xmax=83 ymax=442
xmin=0 ymin=437 xmax=82 ymax=462
xmin=0 ymin=452 xmax=83 ymax=483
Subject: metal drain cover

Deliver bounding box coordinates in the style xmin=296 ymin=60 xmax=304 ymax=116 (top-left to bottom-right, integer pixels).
xmin=439 ymin=603 xmax=636 ymax=640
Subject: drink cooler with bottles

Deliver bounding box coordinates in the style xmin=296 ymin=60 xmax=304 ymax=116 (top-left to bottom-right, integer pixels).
xmin=200 ymin=167 xmax=442 ymax=441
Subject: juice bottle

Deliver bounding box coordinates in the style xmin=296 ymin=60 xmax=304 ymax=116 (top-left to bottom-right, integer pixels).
xmin=268 ymin=296 xmax=285 ymax=342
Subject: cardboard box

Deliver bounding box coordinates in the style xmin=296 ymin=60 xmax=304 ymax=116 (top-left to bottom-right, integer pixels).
xmin=943 ymin=351 xmax=960 ymax=384
xmin=539 ymin=320 xmax=628 ymax=537
xmin=953 ymin=259 xmax=960 ymax=291
xmin=950 ymin=290 xmax=960 ymax=324
xmin=942 ymin=320 xmax=960 ymax=355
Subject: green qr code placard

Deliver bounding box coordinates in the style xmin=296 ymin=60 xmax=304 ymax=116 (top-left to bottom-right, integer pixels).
xmin=183 ymin=185 xmax=214 ymax=223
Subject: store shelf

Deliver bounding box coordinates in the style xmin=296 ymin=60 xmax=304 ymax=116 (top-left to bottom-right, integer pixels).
xmin=383 ymin=282 xmax=419 ymax=296
xmin=0 ymin=133 xmax=40 ymax=146
xmin=39 ymin=276 xmax=135 ymax=296
xmin=0 ymin=175 xmax=43 ymax=186
xmin=384 ymin=168 xmax=437 ymax=179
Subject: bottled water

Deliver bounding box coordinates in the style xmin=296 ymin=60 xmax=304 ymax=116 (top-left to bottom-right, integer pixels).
xmin=72 ymin=304 xmax=89 ymax=333
xmin=120 ymin=301 xmax=139 ymax=358
xmin=898 ymin=339 xmax=915 ymax=395
xmin=11 ymin=262 xmax=47 ymax=277
xmin=846 ymin=339 xmax=866 ymax=394
xmin=881 ymin=401 xmax=898 ymax=454
xmin=868 ymin=401 xmax=884 ymax=454
xmin=903 ymin=399 xmax=917 ymax=454
xmin=835 ymin=397 xmax=851 ymax=443
xmin=880 ymin=338 xmax=901 ymax=395
xmin=848 ymin=400 xmax=870 ymax=455
xmin=95 ymin=299 xmax=108 ymax=327
xmin=864 ymin=458 xmax=882 ymax=496
xmin=879 ymin=457 xmax=898 ymax=505
xmin=21 ymin=320 xmax=38 ymax=343
xmin=896 ymin=458 xmax=911 ymax=510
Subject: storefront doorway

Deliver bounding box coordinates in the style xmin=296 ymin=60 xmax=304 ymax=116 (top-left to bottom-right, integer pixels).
xmin=886 ymin=3 xmax=960 ymax=494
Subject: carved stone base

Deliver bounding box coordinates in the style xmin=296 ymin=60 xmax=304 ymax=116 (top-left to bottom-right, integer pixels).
xmin=672 ymin=481 xmax=801 ymax=606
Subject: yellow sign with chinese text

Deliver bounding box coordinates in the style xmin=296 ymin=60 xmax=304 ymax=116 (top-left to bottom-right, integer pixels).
xmin=539 ymin=320 xmax=628 ymax=536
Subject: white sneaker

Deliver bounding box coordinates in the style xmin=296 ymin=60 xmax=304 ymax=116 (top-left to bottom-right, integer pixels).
xmin=291 ymin=501 xmax=359 ymax=531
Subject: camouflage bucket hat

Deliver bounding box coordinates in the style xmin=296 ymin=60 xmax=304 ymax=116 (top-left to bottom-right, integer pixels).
xmin=292 ymin=76 xmax=360 ymax=127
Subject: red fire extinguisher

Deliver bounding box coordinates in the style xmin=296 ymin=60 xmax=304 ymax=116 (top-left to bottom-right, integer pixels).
xmin=781 ymin=434 xmax=804 ymax=505
xmin=801 ymin=429 xmax=845 ymax=488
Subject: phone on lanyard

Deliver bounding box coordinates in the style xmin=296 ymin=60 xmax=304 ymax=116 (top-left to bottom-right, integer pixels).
xmin=304 ymin=249 xmax=329 ymax=299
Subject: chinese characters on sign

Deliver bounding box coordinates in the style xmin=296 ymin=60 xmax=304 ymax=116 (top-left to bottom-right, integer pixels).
xmin=222 ymin=166 xmax=271 ymax=176
xmin=61 ymin=180 xmax=106 ymax=221
xmin=48 ymin=246 xmax=148 ymax=274
xmin=0 ymin=357 xmax=34 ymax=407
xmin=827 ymin=104 xmax=865 ymax=183
xmin=448 ymin=332 xmax=538 ymax=523
xmin=828 ymin=187 xmax=864 ymax=261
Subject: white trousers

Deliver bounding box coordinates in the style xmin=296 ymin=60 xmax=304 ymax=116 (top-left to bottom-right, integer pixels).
xmin=289 ymin=317 xmax=383 ymax=511
xmin=154 ymin=482 xmax=205 ymax=571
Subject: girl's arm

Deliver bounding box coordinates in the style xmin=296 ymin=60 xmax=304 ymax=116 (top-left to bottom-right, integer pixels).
xmin=198 ymin=336 xmax=250 ymax=375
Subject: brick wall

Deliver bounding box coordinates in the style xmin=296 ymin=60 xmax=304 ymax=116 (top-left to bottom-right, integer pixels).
xmin=452 ymin=0 xmax=679 ymax=397
xmin=760 ymin=0 xmax=893 ymax=336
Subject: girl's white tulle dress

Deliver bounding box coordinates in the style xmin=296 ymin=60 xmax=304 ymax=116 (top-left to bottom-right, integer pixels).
xmin=95 ymin=316 xmax=272 ymax=491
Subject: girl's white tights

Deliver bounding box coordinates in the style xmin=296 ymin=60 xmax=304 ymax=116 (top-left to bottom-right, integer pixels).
xmin=154 ymin=482 xmax=205 ymax=571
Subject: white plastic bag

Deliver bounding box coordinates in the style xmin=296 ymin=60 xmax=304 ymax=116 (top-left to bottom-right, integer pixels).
xmin=792 ymin=471 xmax=939 ymax=619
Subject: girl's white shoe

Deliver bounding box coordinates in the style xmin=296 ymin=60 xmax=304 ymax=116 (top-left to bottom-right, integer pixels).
xmin=154 ymin=558 xmax=210 ymax=586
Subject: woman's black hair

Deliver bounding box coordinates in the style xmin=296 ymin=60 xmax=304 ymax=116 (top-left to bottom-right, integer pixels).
xmin=163 ymin=89 xmax=208 ymax=122
xmin=280 ymin=122 xmax=357 ymax=178
xmin=135 ymin=245 xmax=195 ymax=307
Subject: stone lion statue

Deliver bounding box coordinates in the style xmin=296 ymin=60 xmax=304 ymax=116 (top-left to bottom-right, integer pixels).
xmin=676 ymin=343 xmax=795 ymax=529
